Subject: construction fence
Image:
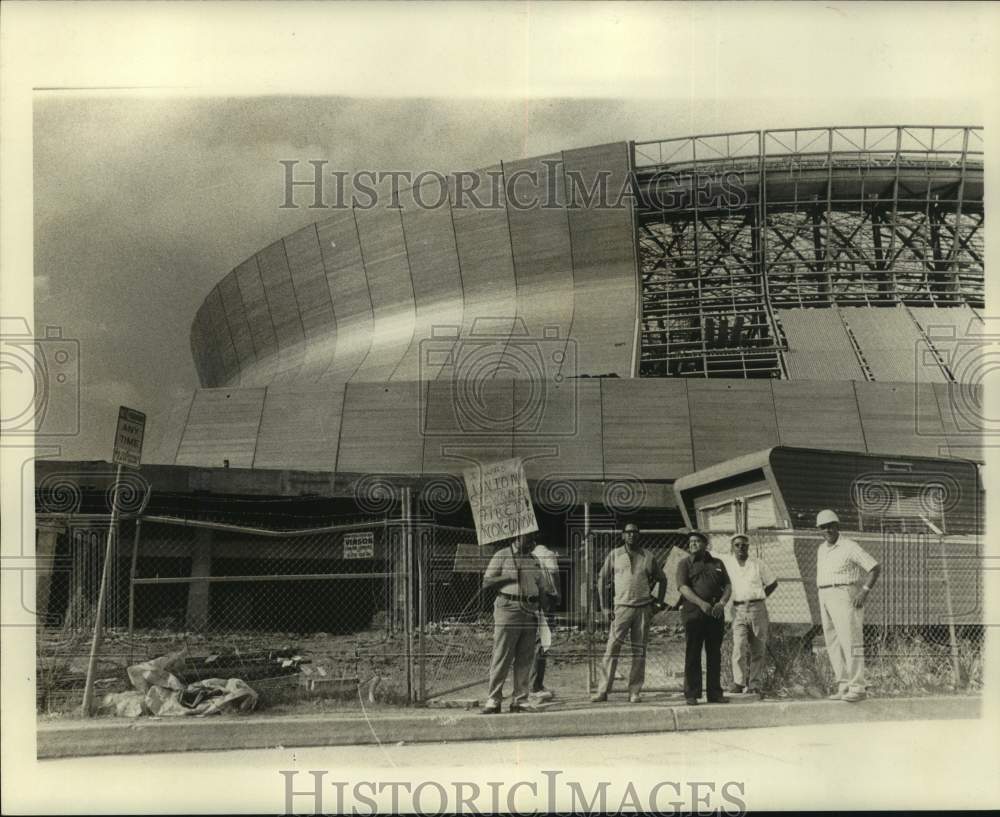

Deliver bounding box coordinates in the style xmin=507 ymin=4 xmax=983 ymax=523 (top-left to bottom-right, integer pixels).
xmin=35 ymin=514 xmax=984 ymax=714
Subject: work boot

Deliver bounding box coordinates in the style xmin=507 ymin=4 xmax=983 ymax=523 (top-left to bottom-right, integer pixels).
xmin=727 ymin=683 xmax=744 ymax=694
xmin=590 ymin=692 xmax=608 ymax=703
xmin=828 ymin=689 xmax=846 ymax=701
xmin=480 ymin=702 xmax=501 ymax=715
xmin=707 ymin=695 xmax=729 ymax=704
xmin=685 ymin=697 xmax=699 ymax=706
xmin=840 ymin=690 xmax=867 ymax=703
xmin=629 ymin=693 xmax=642 ymax=704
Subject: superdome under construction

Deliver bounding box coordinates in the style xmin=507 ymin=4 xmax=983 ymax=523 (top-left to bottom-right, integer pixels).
xmin=146 ymin=125 xmax=983 ymax=485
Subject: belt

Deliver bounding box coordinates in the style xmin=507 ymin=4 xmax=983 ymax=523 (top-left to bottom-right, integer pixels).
xmin=818 ymin=583 xmax=854 ymax=589
xmin=732 ymin=599 xmax=764 ymax=605
xmin=499 ymin=592 xmax=538 ymax=603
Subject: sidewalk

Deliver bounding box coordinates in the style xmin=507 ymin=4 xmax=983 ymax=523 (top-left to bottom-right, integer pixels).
xmin=37 ymin=694 xmax=980 ymax=759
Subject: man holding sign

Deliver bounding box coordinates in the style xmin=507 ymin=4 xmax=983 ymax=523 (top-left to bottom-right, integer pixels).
xmin=480 ymin=535 xmax=553 ymax=714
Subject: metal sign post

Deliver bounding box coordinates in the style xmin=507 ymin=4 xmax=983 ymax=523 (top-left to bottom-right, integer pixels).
xmin=81 ymin=406 xmax=145 ymax=716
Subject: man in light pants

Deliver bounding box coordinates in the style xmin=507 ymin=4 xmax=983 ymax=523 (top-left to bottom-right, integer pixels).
xmin=815 ymin=509 xmax=882 ymax=703
xmin=591 ymin=523 xmax=667 ymax=704
xmin=726 ymin=534 xmax=778 ymax=697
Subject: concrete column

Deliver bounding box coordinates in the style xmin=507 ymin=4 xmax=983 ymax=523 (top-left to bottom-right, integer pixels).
xmin=185 ymin=528 xmax=213 ymax=630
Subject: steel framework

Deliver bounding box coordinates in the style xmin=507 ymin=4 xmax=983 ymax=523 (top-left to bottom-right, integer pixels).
xmin=632 ymin=126 xmax=984 ymax=378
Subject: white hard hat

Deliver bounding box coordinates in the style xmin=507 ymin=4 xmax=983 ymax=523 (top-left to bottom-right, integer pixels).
xmin=816 ymin=509 xmax=840 ymax=527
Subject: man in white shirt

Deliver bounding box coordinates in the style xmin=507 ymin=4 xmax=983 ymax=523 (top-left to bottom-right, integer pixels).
xmin=815 ymin=509 xmax=882 ymax=703
xmin=725 ymin=534 xmax=778 ymax=697
xmin=529 ymin=540 xmax=561 ymax=701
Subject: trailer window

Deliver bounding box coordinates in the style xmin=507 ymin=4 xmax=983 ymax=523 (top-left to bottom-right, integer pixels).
xmin=699 ymin=501 xmax=736 ymax=532
xmin=745 ymin=492 xmax=778 ymax=529
xmin=854 ymin=480 xmax=946 ymax=534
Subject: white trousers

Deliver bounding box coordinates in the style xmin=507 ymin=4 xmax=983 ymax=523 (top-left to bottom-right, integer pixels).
xmin=819 ymin=586 xmax=866 ymax=693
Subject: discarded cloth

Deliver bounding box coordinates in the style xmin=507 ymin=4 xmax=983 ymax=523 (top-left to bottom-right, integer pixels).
xmin=123 ymin=650 xmax=258 ymax=717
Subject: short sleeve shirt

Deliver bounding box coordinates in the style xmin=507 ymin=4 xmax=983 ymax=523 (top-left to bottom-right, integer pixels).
xmin=484 ymin=547 xmax=546 ymax=612
xmin=816 ymin=536 xmax=878 ymax=587
xmin=723 ymin=556 xmax=776 ymax=602
xmin=599 ymin=546 xmax=663 ymax=607
xmin=676 ymin=553 xmax=731 ymax=620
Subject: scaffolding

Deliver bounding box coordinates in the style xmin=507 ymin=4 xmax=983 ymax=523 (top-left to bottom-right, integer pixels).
xmin=632 ymin=126 xmax=984 ymax=378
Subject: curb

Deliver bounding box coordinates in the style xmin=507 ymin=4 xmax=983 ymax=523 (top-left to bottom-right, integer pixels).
xmin=36 ymin=695 xmax=981 ymax=759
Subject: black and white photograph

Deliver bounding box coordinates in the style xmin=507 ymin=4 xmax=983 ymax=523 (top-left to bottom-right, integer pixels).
xmin=2 ymin=1 xmax=998 ymax=813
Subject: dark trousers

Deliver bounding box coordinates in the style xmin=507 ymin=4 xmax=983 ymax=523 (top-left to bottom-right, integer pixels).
xmin=684 ymin=614 xmax=725 ymax=700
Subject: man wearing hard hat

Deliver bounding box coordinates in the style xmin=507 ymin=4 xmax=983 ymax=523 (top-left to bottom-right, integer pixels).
xmin=815 ymin=509 xmax=882 ymax=702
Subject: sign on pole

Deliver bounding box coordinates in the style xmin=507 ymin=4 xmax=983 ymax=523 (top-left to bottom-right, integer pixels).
xmin=82 ymin=405 xmax=145 ymax=715
xmin=112 ymin=406 xmax=146 ymax=468
xmin=463 ymin=457 xmax=538 ymax=546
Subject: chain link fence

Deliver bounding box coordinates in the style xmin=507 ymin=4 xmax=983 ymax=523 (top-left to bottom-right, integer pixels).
xmin=35 ymin=512 xmax=984 ymax=714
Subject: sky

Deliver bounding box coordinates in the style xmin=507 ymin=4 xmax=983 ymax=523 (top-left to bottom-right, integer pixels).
xmin=32 ymin=93 xmax=985 ymax=462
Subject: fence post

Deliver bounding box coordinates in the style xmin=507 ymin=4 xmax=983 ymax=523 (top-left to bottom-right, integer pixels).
xmin=583 ymin=501 xmax=593 ymax=692
xmin=127 ymin=516 xmax=142 ymax=666
xmin=937 ymin=534 xmax=963 ymax=687
xmin=81 ymin=463 xmax=123 ymax=716
xmin=418 ymin=525 xmax=427 ymax=703
xmin=402 ymin=486 xmax=414 ymax=705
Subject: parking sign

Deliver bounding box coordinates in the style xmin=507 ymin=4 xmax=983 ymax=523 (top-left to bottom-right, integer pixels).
xmin=112 ymin=406 xmax=145 ymax=468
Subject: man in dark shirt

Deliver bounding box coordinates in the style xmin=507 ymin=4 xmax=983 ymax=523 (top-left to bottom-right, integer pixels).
xmin=676 ymin=530 xmax=731 ymax=706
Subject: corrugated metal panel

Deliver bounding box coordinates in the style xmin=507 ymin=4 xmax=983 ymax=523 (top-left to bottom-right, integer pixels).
xmin=514 ymin=379 xmax=603 ymax=481
xmin=842 ymin=306 xmax=946 ymax=382
xmin=855 ymin=381 xmax=951 ymax=459
xmin=688 ymin=380 xmax=779 ymax=469
xmin=395 ymin=173 xmax=464 ymax=383
xmin=777 ymin=308 xmax=864 ymax=380
xmin=449 ymin=166 xmax=518 ymax=355
xmin=769 ymin=446 xmax=981 ymax=535
xmin=144 ymin=394 xmax=195 ymax=465
xmin=257 ymin=240 xmax=307 ymax=382
xmin=284 ymin=224 xmax=337 ymax=381
xmin=503 ymin=154 xmax=575 ymax=372
xmin=253 ymin=384 xmax=345 ymax=470
xmin=908 ymin=305 xmax=984 ymax=384
xmin=316 ymin=210 xmax=374 ymax=382
xmin=601 ymin=378 xmax=694 ymax=479
xmin=353 ymin=203 xmax=416 ymax=382
xmin=175 ymin=388 xmax=266 ymax=468
xmin=217 ymin=270 xmax=256 ymax=372
xmin=420 ymin=378 xmax=513 ymax=475
xmin=235 ymin=256 xmax=279 ymax=384
xmin=772 ymin=380 xmax=867 ymax=452
xmin=562 ymin=142 xmax=637 ymax=377
xmin=933 ymin=381 xmax=984 ymax=462
xmin=336 ymin=382 xmax=424 ymax=474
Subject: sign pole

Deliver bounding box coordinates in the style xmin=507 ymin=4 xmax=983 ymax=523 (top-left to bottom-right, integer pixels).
xmin=81 ymin=463 xmax=122 ymax=716
xmin=81 ymin=405 xmax=146 ymax=716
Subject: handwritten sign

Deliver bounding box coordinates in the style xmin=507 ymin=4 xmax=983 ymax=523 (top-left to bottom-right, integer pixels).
xmin=453 ymin=543 xmax=493 ymax=573
xmin=112 ymin=406 xmax=145 ymax=469
xmin=463 ymin=458 xmax=538 ymax=546
xmin=343 ymin=532 xmax=374 ymax=559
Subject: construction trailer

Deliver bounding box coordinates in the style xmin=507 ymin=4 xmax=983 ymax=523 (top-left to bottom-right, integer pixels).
xmin=671 ymin=446 xmax=983 ymax=627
